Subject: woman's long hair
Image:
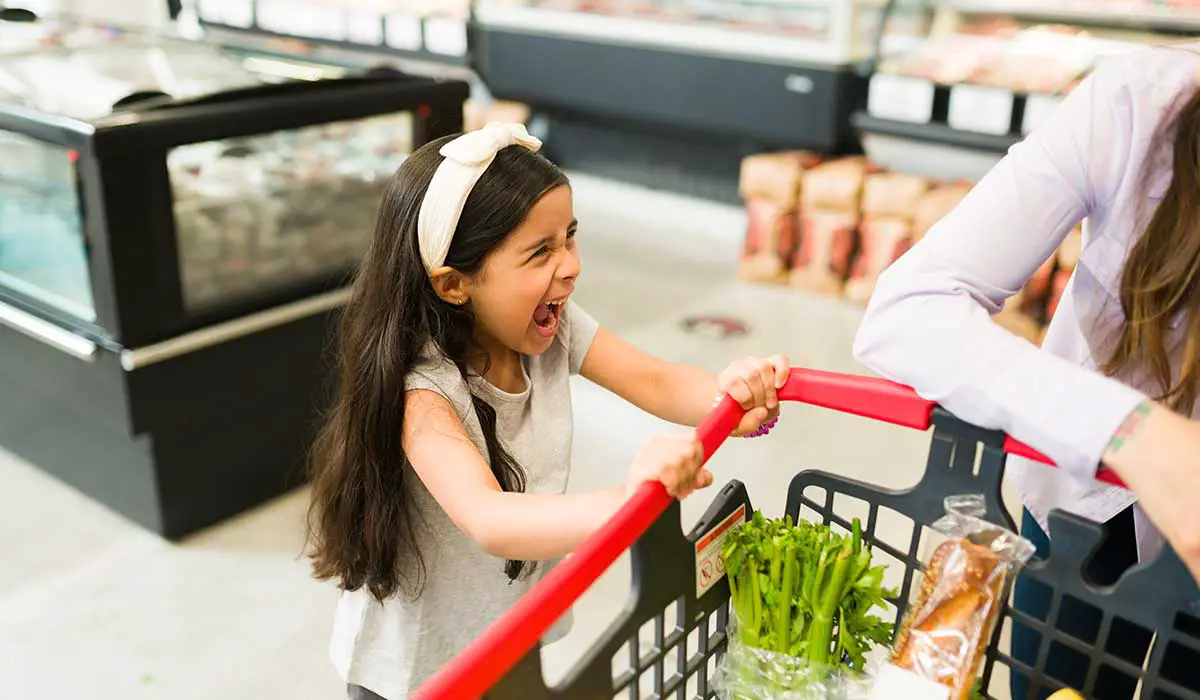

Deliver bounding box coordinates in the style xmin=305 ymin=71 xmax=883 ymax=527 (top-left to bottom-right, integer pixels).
xmin=1103 ymin=80 xmax=1200 ymax=414
xmin=305 ymin=135 xmax=569 ymax=603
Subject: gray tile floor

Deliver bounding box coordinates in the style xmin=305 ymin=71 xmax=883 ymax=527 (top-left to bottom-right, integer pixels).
xmin=0 ymin=175 xmax=940 ymax=700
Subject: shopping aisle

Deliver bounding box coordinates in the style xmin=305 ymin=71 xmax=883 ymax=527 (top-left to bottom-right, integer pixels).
xmin=0 ymin=174 xmax=931 ymax=700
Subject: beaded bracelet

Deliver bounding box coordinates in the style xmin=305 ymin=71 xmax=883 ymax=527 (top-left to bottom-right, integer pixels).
xmin=714 ymin=394 xmax=780 ymax=438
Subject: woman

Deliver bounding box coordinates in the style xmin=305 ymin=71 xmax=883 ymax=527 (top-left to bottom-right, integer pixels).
xmin=854 ymin=45 xmax=1200 ymax=699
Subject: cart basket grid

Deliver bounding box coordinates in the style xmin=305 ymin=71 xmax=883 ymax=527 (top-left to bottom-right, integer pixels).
xmin=414 ymin=369 xmax=1200 ymax=700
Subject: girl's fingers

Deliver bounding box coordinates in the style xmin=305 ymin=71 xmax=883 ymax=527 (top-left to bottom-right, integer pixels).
xmin=758 ymin=361 xmax=778 ymax=411
xmin=744 ymin=367 xmax=767 ymax=410
xmin=770 ymin=355 xmax=791 ymax=389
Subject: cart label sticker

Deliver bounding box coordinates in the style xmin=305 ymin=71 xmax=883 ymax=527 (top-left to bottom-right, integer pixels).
xmin=867 ymin=664 xmax=950 ymax=700
xmin=694 ymin=504 xmax=746 ymax=599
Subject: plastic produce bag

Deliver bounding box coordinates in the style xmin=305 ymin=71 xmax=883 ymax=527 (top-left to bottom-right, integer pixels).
xmin=882 ymin=495 xmax=1035 ymax=700
xmin=713 ymin=614 xmax=874 ymax=700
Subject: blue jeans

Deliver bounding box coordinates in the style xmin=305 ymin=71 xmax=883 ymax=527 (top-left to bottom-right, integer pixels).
xmin=1010 ymin=508 xmax=1200 ymax=700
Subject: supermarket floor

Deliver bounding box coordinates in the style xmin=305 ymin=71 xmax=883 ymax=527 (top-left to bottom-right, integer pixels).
xmin=0 ymin=174 xmax=941 ymax=700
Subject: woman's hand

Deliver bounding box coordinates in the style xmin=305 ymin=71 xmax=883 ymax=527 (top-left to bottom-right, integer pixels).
xmin=717 ymin=354 xmax=791 ymax=437
xmin=1103 ymin=403 xmax=1200 ymax=584
xmin=626 ymin=433 xmax=711 ymax=500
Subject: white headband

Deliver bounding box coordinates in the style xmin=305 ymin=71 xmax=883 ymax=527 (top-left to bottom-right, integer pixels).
xmin=416 ymin=122 xmax=543 ymax=273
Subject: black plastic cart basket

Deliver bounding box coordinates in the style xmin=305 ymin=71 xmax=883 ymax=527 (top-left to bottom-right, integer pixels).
xmin=413 ymin=369 xmax=1200 ymax=700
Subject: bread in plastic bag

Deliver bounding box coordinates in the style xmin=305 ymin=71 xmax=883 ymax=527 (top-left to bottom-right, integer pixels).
xmin=887 ymin=495 xmax=1035 ymax=700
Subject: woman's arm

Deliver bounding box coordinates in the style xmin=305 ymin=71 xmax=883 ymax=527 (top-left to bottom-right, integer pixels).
xmin=1102 ymin=403 xmax=1200 ymax=578
xmin=853 ymin=56 xmax=1148 ymax=481
xmin=404 ymin=389 xmax=707 ymax=561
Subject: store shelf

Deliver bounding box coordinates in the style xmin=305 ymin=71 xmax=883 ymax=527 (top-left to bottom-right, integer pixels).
xmin=474 ymin=2 xmax=872 ymax=66
xmin=939 ymin=0 xmax=1200 ymax=32
xmin=476 ymin=22 xmax=868 ymax=150
xmin=853 ymin=112 xmax=1018 ymax=152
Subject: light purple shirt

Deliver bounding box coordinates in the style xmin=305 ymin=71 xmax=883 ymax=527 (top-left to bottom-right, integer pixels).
xmin=854 ymin=44 xmax=1200 ymax=559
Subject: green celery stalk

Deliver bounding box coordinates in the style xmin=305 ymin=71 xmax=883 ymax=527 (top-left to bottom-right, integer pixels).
xmin=806 ymin=548 xmax=852 ymax=667
xmin=774 ymin=542 xmax=797 ymax=653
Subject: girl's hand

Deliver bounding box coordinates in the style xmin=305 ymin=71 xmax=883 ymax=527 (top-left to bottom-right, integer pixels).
xmin=626 ymin=434 xmax=711 ymax=500
xmin=717 ymin=354 xmax=790 ymax=437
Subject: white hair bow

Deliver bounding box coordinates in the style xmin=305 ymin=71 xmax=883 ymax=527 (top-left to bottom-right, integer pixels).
xmin=417 ymin=122 xmax=543 ymax=273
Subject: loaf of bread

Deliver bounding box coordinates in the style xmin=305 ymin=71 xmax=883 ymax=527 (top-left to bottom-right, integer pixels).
xmin=890 ymin=538 xmax=1008 ymax=700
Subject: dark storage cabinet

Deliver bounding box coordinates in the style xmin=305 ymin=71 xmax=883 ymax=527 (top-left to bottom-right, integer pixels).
xmin=0 ymin=21 xmax=468 ymax=537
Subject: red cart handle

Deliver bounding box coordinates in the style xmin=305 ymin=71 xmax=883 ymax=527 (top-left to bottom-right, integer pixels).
xmin=411 ymin=369 xmax=1125 ymax=700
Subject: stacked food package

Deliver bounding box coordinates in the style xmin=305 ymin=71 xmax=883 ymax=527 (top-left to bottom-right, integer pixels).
xmin=738 ymin=151 xmax=1086 ymax=347
xmin=848 ymin=172 xmax=931 ymax=304
xmin=1049 ymin=225 xmax=1082 ymax=321
xmin=792 ymin=157 xmax=875 ymax=296
xmin=738 ymin=150 xmax=823 ymax=284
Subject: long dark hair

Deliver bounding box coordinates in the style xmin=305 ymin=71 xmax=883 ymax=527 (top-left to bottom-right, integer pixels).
xmin=1103 ymin=75 xmax=1200 ymax=414
xmin=306 ymin=134 xmax=569 ymax=603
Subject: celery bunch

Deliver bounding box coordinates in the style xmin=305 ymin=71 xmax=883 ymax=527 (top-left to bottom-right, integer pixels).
xmin=721 ymin=511 xmax=895 ymax=672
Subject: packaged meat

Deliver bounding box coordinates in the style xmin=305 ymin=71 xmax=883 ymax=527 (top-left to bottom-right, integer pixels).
xmin=800 ymin=157 xmax=874 ymax=211
xmin=169 ymin=112 xmax=411 ymax=313
xmin=846 ymin=217 xmax=911 ymax=305
xmin=887 ymin=495 xmax=1035 ymax=700
xmin=740 ymin=198 xmax=796 ymax=284
xmin=790 ymin=209 xmax=857 ymax=296
xmin=860 ymin=173 xmax=931 ymax=220
xmin=912 ymin=183 xmax=972 ymax=243
xmin=739 ymin=150 xmax=822 ymax=208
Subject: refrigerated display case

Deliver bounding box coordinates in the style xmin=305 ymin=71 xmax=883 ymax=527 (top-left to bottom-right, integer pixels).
xmin=854 ymin=0 xmax=1200 ymax=180
xmin=473 ymin=0 xmax=882 ymax=201
xmin=0 ymin=16 xmax=468 ymax=538
xmin=191 ymin=0 xmax=472 ymax=69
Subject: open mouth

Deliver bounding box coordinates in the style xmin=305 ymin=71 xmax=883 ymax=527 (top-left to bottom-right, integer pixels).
xmin=533 ymin=296 xmax=567 ymax=334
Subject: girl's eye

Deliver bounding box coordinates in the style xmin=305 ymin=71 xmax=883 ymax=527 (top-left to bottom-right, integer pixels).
xmin=534 ymin=246 xmax=551 ymax=257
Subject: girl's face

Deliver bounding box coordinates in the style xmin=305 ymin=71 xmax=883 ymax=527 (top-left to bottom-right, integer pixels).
xmin=468 ymin=184 xmax=580 ymax=358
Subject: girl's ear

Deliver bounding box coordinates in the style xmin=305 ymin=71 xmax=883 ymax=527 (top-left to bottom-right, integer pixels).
xmin=429 ymin=267 xmax=471 ymax=306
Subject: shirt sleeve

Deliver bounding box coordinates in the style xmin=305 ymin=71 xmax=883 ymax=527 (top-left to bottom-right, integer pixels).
xmin=563 ymin=301 xmax=600 ymax=376
xmin=852 ymin=56 xmax=1148 ymax=481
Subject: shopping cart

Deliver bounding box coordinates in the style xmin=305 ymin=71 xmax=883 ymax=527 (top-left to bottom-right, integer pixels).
xmin=413 ymin=369 xmax=1200 ymax=700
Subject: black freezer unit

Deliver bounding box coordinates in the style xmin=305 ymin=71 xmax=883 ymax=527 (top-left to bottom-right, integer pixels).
xmin=0 ymin=25 xmax=468 ymax=538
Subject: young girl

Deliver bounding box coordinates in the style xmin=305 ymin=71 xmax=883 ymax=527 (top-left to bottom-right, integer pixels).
xmin=305 ymin=123 xmax=790 ymax=700
xmin=854 ymin=47 xmax=1200 ymax=698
